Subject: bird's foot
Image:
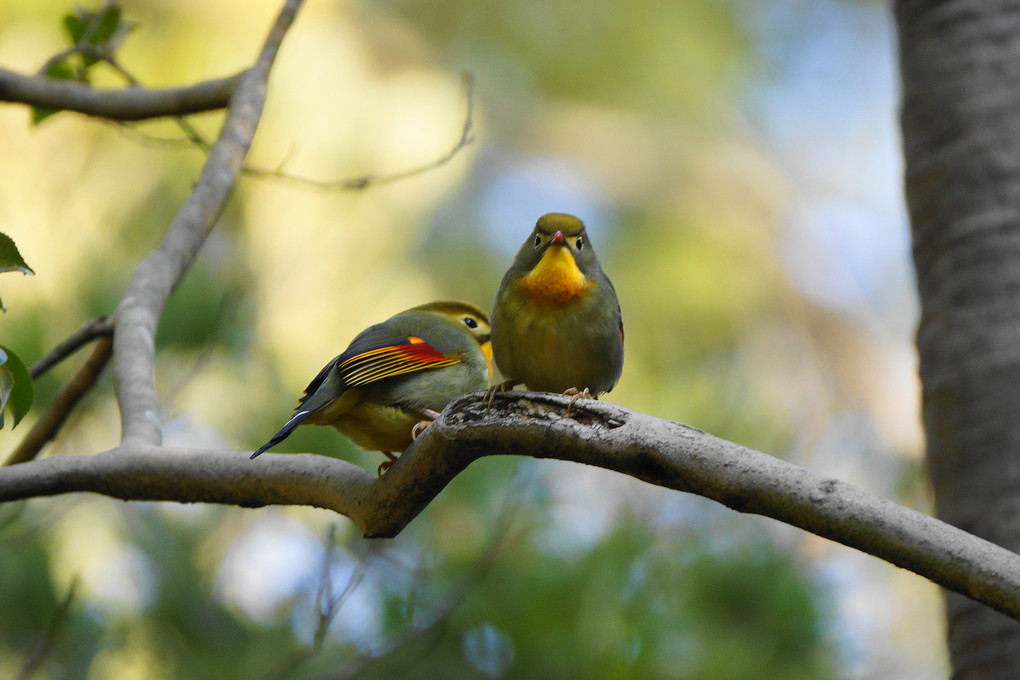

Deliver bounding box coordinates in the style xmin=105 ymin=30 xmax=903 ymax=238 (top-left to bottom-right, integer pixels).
xmin=484 ymin=380 xmax=519 ymax=412
xmin=409 ymin=407 xmax=442 ymax=441
xmin=563 ymin=387 xmax=593 ymax=416
xmin=377 ymin=450 xmax=399 ymax=477
xmin=411 ymin=419 xmax=431 ymax=440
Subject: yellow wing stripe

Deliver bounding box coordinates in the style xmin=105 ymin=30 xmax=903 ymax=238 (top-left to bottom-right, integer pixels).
xmin=346 ymin=356 xmax=460 ymax=386
xmin=341 ymin=345 xmax=461 ymax=387
xmin=339 ymin=344 xmax=404 ymax=368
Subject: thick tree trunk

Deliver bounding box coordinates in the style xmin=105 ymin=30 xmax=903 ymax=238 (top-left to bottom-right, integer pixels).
xmin=897 ymin=2 xmax=1020 ymax=678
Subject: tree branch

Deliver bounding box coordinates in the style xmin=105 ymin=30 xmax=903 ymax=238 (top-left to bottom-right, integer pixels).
xmin=1 ymin=391 xmax=1019 ymax=623
xmin=243 ymin=70 xmax=476 ymax=191
xmin=29 ymin=316 xmax=112 ymax=379
xmin=112 ymin=0 xmax=303 ymax=445
xmin=5 ymin=337 xmax=113 ymax=467
xmin=15 ymin=575 xmax=80 ymax=680
xmin=0 ymin=66 xmax=244 ymax=121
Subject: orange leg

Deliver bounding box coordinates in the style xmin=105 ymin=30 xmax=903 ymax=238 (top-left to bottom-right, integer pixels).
xmin=377 ymin=450 xmax=399 ymax=476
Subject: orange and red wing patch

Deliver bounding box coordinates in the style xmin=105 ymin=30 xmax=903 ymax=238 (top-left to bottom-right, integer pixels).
xmin=339 ymin=336 xmax=460 ymax=387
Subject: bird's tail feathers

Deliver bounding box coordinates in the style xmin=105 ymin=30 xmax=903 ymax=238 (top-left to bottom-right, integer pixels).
xmin=250 ymin=409 xmax=313 ymax=459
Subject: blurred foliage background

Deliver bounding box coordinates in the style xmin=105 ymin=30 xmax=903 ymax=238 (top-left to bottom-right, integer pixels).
xmin=0 ymin=0 xmax=943 ymax=678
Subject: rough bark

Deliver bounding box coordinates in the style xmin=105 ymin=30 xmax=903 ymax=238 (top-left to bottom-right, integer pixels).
xmin=897 ymin=1 xmax=1020 ymax=677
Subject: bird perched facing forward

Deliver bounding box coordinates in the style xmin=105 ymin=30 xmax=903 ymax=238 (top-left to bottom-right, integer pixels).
xmin=251 ymin=301 xmax=492 ymax=472
xmin=490 ymin=213 xmax=623 ymax=398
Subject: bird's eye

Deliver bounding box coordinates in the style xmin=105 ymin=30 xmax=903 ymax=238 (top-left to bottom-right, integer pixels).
xmin=576 ymin=236 xmax=585 ymax=250
xmin=533 ymin=234 xmax=542 ymax=248
xmin=463 ymin=317 xmax=479 ymax=329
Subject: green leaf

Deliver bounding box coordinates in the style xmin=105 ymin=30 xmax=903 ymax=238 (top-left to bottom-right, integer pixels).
xmin=62 ymin=13 xmax=87 ymax=44
xmin=38 ymin=4 xmax=132 ymax=123
xmin=91 ymin=6 xmax=123 ymax=47
xmin=0 ymin=233 xmax=34 ymax=276
xmin=43 ymin=59 xmax=77 ymax=83
xmin=0 ymin=346 xmax=33 ymax=430
xmin=0 ymin=232 xmax=34 ymax=311
xmin=62 ymin=5 xmax=126 ymax=68
xmin=31 ymin=107 xmax=59 ymax=125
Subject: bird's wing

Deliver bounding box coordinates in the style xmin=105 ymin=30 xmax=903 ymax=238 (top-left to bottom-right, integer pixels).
xmin=250 ymin=328 xmax=461 ymax=460
xmin=335 ymin=333 xmax=462 ymax=387
xmin=302 ymin=326 xmax=462 ymax=400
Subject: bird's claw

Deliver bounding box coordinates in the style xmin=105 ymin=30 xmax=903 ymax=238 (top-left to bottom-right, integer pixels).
xmin=563 ymin=387 xmax=593 ymax=416
xmin=484 ymin=380 xmax=518 ymax=412
xmin=411 ymin=419 xmax=431 ymax=440
xmin=410 ymin=407 xmax=441 ymax=441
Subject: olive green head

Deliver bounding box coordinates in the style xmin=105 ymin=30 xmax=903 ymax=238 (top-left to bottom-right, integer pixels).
xmin=536 ymin=212 xmax=585 ymax=237
xmin=406 ymin=300 xmax=492 ymax=350
xmin=404 ymin=301 xmax=492 ymax=380
xmin=501 ymin=211 xmax=603 ymax=299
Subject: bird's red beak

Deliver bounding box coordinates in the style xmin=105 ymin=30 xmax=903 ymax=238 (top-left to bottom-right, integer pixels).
xmin=552 ymin=231 xmax=565 ymax=245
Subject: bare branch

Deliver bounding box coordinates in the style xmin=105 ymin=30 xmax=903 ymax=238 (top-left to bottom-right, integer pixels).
xmin=324 ymin=476 xmax=518 ymax=680
xmin=243 ymin=70 xmax=476 ymax=190
xmin=0 ymin=391 xmax=1019 ymax=623
xmin=259 ymin=527 xmax=376 ymax=680
xmin=112 ymin=0 xmax=303 ymax=446
xmin=0 ymin=67 xmax=244 ymax=121
xmin=15 ymin=575 xmax=80 ymax=680
xmin=6 ymin=337 xmax=113 ymax=467
xmin=311 ymin=526 xmax=368 ymax=651
xmin=29 ymin=316 xmax=112 ymax=379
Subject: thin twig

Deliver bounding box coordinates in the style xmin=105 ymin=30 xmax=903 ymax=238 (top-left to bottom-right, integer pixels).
xmin=15 ymin=575 xmax=80 ymax=680
xmin=259 ymin=526 xmax=377 ymax=680
xmin=243 ymin=70 xmax=476 ymax=190
xmin=50 ymin=36 xmax=216 ymax=152
xmin=170 ymin=116 xmax=213 ymax=152
xmin=312 ymin=527 xmax=371 ymax=651
xmin=94 ymin=114 xmax=213 ymax=153
xmin=321 ymin=475 xmax=519 ymax=680
xmin=30 ymin=317 xmax=112 ymax=379
xmin=81 ymin=47 xmax=141 ymax=86
xmin=102 ymin=120 xmax=206 ymax=149
xmin=6 ymin=336 xmax=113 ymax=466
xmin=319 ymin=466 xmax=527 ymax=680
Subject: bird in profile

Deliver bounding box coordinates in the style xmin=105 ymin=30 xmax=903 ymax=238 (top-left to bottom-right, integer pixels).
xmin=489 ymin=212 xmax=623 ymax=406
xmin=251 ymin=301 xmax=492 ymax=474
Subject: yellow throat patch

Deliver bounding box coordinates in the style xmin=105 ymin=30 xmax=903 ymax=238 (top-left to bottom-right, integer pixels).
xmin=518 ymin=245 xmax=590 ymax=304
